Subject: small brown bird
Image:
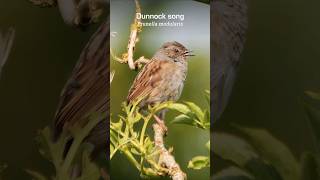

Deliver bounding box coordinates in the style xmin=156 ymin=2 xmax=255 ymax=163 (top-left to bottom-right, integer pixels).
xmin=127 ymin=41 xmax=194 ymax=123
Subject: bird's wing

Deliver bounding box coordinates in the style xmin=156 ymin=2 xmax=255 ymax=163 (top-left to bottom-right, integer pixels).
xmin=53 ymin=21 xmax=109 ymax=140
xmin=0 ymin=28 xmax=15 ymax=75
xmin=127 ymin=60 xmax=170 ymax=104
xmin=212 ymin=0 xmax=248 ymax=121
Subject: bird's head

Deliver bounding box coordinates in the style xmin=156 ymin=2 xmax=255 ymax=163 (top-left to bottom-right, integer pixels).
xmin=154 ymin=41 xmax=194 ymax=62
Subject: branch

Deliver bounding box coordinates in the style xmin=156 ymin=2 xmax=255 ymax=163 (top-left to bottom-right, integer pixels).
xmin=153 ymin=123 xmax=186 ymax=180
xmin=126 ymin=0 xmax=141 ymax=69
xmin=110 ymin=0 xmax=150 ymax=70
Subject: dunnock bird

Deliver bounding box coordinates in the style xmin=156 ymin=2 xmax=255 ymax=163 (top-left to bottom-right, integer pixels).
xmin=127 ymin=41 xmax=194 ymax=124
xmin=212 ymin=0 xmax=247 ymax=121
xmin=53 ymin=21 xmax=109 ymax=159
xmin=0 ymin=28 xmax=15 ymax=77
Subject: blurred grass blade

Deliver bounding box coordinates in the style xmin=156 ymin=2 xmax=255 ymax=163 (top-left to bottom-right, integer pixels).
xmin=234 ymin=125 xmax=300 ymax=180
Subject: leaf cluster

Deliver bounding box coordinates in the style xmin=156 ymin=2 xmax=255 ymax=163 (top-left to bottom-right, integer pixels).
xmin=26 ymin=113 xmax=105 ymax=180
xmin=110 ymin=91 xmax=211 ymax=177
xmin=212 ymin=90 xmax=320 ymax=180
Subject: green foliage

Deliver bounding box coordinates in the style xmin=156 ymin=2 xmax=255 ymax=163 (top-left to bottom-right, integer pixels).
xmin=110 ymin=100 xmax=161 ymax=177
xmin=234 ymin=125 xmax=300 ymax=179
xmin=169 ymin=90 xmax=210 ymax=170
xmin=110 ymin=91 xmax=211 ymax=177
xmin=187 ymin=156 xmax=210 ymax=170
xmin=213 ymin=129 xmax=295 ymax=180
xmin=27 ymin=113 xmax=105 ymax=180
xmin=212 ymin=90 xmax=320 ymax=180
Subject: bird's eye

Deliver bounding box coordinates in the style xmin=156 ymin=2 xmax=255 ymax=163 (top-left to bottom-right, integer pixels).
xmin=174 ymin=49 xmax=179 ymax=53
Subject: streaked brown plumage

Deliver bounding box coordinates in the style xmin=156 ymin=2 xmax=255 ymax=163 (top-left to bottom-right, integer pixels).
xmin=127 ymin=41 xmax=193 ymax=119
xmin=53 ymin=21 xmax=109 ymax=158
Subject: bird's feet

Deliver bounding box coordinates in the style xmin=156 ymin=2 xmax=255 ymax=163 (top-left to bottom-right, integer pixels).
xmin=153 ymin=115 xmax=168 ymax=135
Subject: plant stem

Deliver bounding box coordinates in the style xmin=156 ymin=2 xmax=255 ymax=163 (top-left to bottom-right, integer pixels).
xmin=140 ymin=115 xmax=151 ymax=145
xmin=123 ymin=149 xmax=140 ymax=171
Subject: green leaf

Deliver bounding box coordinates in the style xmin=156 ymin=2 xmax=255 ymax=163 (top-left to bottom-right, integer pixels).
xmin=166 ymin=103 xmax=191 ymax=115
xmin=170 ymin=114 xmax=195 ymax=126
xmin=234 ymin=126 xmax=300 ymax=180
xmin=188 ymin=156 xmax=209 ymax=170
xmin=131 ymin=112 xmax=142 ymax=124
xmin=305 ymin=91 xmax=320 ymax=101
xmin=300 ymin=152 xmax=320 ymax=180
xmin=111 ymin=119 xmax=123 ymax=132
xmin=213 ymin=133 xmax=258 ymax=166
xmin=185 ymin=101 xmax=204 ymax=120
xmin=25 ymin=169 xmax=48 ymax=180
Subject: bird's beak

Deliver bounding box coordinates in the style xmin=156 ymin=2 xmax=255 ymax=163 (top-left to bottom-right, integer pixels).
xmin=184 ymin=50 xmax=195 ymax=57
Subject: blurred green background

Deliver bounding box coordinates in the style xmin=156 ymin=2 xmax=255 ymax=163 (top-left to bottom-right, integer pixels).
xmin=110 ymin=0 xmax=210 ymax=179
xmin=214 ymin=0 xmax=320 ymax=172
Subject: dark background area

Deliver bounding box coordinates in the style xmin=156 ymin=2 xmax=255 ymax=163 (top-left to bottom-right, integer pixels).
xmin=215 ymin=0 xmax=320 ymax=164
xmin=0 ymin=0 xmax=97 ymax=179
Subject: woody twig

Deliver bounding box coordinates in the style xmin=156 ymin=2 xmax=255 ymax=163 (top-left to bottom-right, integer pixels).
xmin=153 ymin=123 xmax=186 ymax=180
xmin=110 ymin=0 xmax=150 ymax=70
